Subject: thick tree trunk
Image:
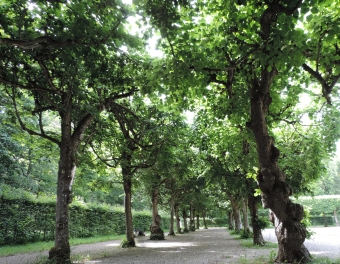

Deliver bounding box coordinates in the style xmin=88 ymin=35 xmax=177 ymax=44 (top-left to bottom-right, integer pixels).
xmin=168 ymin=194 xmax=175 ymax=236
xmin=246 ymin=4 xmax=311 ymax=262
xmin=174 ymin=203 xmax=181 ymax=234
xmin=182 ymin=209 xmax=189 ymax=233
xmin=150 ymin=185 xmax=164 ymax=240
xmin=242 ymin=199 xmax=249 ymax=231
xmin=123 ymin=177 xmax=135 ymax=246
xmin=48 ymin=149 xmax=76 ymax=263
xmin=196 ymin=214 xmax=200 ymax=230
xmin=49 ymin=101 xmax=94 ymax=263
xmin=248 ymin=192 xmax=265 ymax=246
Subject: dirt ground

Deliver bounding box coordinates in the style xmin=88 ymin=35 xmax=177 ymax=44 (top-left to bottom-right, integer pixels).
xmin=0 ymin=228 xmax=274 ymax=264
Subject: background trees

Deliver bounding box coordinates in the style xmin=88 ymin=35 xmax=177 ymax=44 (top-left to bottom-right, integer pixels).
xmin=1 ymin=1 xmax=340 ymax=263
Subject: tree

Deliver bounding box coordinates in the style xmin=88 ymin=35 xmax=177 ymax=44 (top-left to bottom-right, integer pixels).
xmin=88 ymin=101 xmax=168 ymax=247
xmin=0 ymin=1 xmax=147 ymax=262
xmin=145 ymin=1 xmax=340 ymax=262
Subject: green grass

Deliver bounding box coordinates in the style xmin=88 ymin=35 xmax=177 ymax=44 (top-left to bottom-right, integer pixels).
xmin=0 ymin=234 xmax=126 ymax=257
xmin=228 ymin=230 xmax=278 ymax=249
xmin=239 ymin=238 xmax=277 ymax=249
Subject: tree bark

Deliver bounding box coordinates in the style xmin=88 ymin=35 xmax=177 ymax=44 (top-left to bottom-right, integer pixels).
xmin=168 ymin=194 xmax=175 ymax=236
xmin=246 ymin=3 xmax=311 ymax=262
xmin=244 ymin=3 xmax=312 ymax=262
xmin=189 ymin=206 xmax=196 ymax=231
xmin=174 ymin=203 xmax=181 ymax=234
xmin=242 ymin=199 xmax=249 ymax=231
xmin=196 ymin=214 xmax=200 ymax=230
xmin=49 ymin=100 xmax=94 ymax=263
xmin=228 ymin=210 xmax=234 ymax=230
xmin=248 ymin=192 xmax=265 ymax=246
xmin=48 ymin=149 xmax=75 ymax=263
xmin=123 ymin=176 xmax=135 ymax=246
xmin=182 ymin=209 xmax=189 ymax=233
xmin=202 ymin=211 xmax=208 ymax=229
xmin=150 ymin=184 xmax=164 ymax=240
xmin=230 ymin=197 xmax=242 ymax=233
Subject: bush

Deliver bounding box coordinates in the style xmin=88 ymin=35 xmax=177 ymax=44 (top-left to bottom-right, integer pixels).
xmin=0 ymin=193 xmax=163 ymax=246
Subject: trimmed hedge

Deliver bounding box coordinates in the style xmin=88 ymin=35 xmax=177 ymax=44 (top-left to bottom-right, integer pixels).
xmin=0 ymin=195 xmax=169 ymax=246
xmin=309 ymin=216 xmax=334 ymax=226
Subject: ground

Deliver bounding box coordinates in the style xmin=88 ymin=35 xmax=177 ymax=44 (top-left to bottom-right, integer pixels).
xmin=0 ymin=228 xmax=273 ymax=264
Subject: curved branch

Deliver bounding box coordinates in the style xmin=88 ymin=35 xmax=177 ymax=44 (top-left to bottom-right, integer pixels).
xmin=7 ymin=87 xmax=61 ymax=146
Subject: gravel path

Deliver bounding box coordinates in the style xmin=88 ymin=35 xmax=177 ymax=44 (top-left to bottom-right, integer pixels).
xmin=0 ymin=228 xmax=273 ymax=264
xmin=262 ymin=226 xmax=340 ymax=259
xmin=1 ymin=227 xmax=339 ymax=264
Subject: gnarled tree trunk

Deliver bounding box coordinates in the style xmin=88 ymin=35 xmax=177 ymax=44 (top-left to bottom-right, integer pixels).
xmin=244 ymin=2 xmax=312 ymax=262
xmin=150 ymin=183 xmax=164 ymax=240
xmin=246 ymin=3 xmax=311 ymax=262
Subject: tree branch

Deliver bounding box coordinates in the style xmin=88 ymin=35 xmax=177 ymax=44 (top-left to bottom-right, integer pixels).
xmin=7 ymin=87 xmax=61 ymax=146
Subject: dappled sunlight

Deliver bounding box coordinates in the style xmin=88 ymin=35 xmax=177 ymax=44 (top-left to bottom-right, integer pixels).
xmin=138 ymin=241 xmax=196 ymax=248
xmin=105 ymin=242 xmax=121 ymax=247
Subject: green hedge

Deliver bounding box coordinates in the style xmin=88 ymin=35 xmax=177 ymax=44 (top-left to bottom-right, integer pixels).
xmin=309 ymin=216 xmax=334 ymax=226
xmin=0 ymin=195 xmax=169 ymax=246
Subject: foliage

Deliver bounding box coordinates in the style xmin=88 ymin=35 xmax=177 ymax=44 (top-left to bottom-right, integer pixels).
xmin=239 ymin=229 xmax=253 ymax=240
xmin=120 ymin=238 xmax=135 ymax=248
xmin=294 ymin=195 xmax=340 ymax=215
xmin=0 ymin=190 xmax=169 ymax=246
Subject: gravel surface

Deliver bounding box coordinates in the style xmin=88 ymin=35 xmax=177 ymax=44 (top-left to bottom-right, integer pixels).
xmin=0 ymin=228 xmax=273 ymax=264
xmin=262 ymin=226 xmax=340 ymax=259
xmin=1 ymin=227 xmax=339 ymax=264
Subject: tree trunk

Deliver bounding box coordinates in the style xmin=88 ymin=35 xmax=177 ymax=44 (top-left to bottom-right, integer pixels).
xmin=182 ymin=209 xmax=189 ymax=233
xmin=196 ymin=214 xmax=200 ymax=230
xmin=203 ymin=211 xmax=208 ymax=229
xmin=174 ymin=203 xmax=181 ymax=234
xmin=334 ymin=210 xmax=339 ymax=226
xmin=150 ymin=184 xmax=164 ymax=240
xmin=123 ymin=177 xmax=135 ymax=246
xmin=190 ymin=206 xmax=196 ymax=231
xmin=230 ymin=197 xmax=242 ymax=233
xmin=168 ymin=194 xmax=175 ymax=236
xmin=242 ymin=199 xmax=249 ymax=231
xmin=49 ymin=102 xmax=94 ymax=263
xmin=248 ymin=192 xmax=265 ymax=246
xmin=48 ymin=149 xmax=76 ymax=263
xmin=323 ymin=212 xmax=328 ymax=227
xmin=247 ymin=4 xmax=311 ymax=262
xmin=228 ymin=210 xmax=234 ymax=230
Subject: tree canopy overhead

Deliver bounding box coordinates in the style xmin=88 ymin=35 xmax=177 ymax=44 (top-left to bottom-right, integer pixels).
xmin=1 ymin=0 xmax=340 ymax=263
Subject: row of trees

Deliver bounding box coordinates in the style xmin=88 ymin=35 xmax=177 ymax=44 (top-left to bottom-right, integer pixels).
xmin=1 ymin=0 xmax=340 ymax=263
